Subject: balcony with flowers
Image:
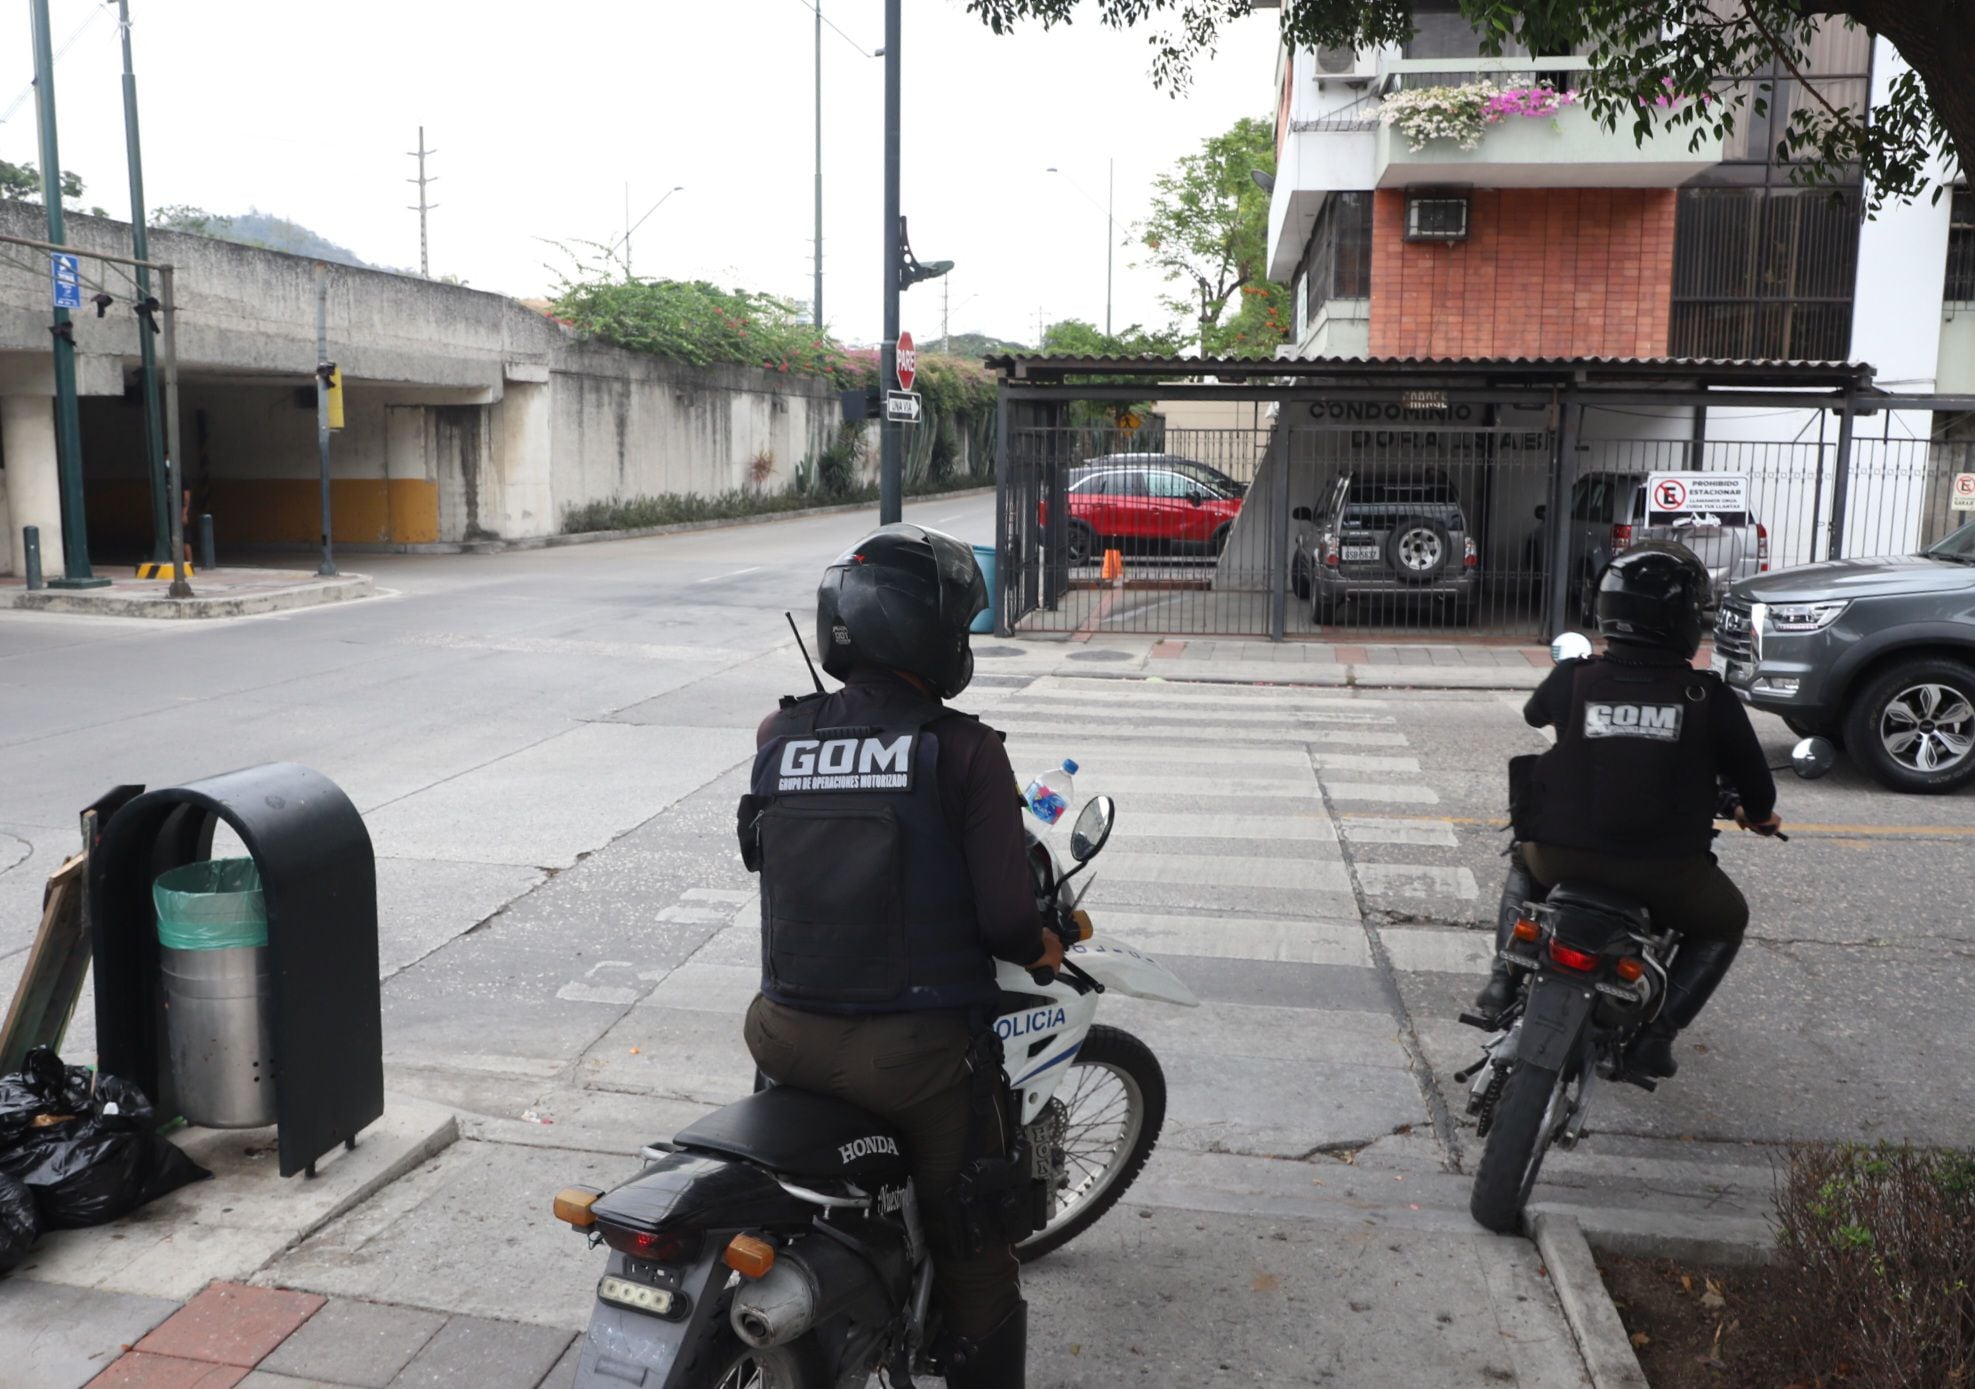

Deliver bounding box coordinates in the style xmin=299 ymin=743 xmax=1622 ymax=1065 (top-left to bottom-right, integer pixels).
xmin=1370 ymin=56 xmax=1724 ymax=188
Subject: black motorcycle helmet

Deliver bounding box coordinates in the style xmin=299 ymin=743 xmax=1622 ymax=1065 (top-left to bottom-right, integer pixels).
xmin=817 ymin=524 xmax=988 ymax=698
xmin=1594 ymin=541 xmax=1711 ymax=657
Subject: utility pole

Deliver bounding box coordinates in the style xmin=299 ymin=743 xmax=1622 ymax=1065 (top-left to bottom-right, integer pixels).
xmin=813 ymin=0 xmax=823 ymax=330
xmin=114 ymin=0 xmax=169 ymax=565
xmin=314 ymin=263 xmax=337 ymax=578
xmin=407 ymin=126 xmax=437 ymax=278
xmin=623 ymin=182 xmax=631 ymax=278
xmin=29 ymin=0 xmax=102 ymax=587
xmin=878 ymin=0 xmax=903 ymax=525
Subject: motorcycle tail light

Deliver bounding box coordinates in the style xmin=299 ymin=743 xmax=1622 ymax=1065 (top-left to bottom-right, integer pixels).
xmin=1614 ymin=957 xmax=1646 ymax=983
xmin=553 ymin=1186 xmax=603 ymax=1228
xmin=1511 ymin=919 xmax=1541 ymax=943
xmin=1547 ymin=940 xmax=1600 ymax=973
xmin=598 ymin=1223 xmax=704 ymax=1264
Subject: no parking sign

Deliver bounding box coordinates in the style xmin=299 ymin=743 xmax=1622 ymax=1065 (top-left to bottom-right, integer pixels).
xmin=1645 ymin=471 xmax=1750 ymax=525
xmin=1952 ymin=472 xmax=1975 ymax=512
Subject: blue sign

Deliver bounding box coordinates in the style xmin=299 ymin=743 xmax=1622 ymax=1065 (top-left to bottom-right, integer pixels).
xmin=51 ymin=252 xmax=82 ymax=310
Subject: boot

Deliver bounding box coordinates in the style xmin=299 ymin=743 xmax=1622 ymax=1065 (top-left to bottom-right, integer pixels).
xmin=1630 ymin=938 xmax=1740 ymax=1078
xmin=944 ymin=1301 xmax=1026 ymax=1389
xmin=1471 ymin=855 xmax=1543 ymax=1023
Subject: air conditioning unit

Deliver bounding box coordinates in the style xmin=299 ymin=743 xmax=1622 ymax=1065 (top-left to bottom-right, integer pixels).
xmin=1311 ymin=44 xmax=1377 ymax=87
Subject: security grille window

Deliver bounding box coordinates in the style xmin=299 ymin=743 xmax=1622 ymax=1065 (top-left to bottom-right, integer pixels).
xmin=1298 ymin=191 xmax=1374 ymax=323
xmin=1670 ymin=15 xmax=1871 ymax=360
xmin=1404 ymin=192 xmax=1469 ymax=242
xmin=1946 ymin=187 xmax=1975 ymax=305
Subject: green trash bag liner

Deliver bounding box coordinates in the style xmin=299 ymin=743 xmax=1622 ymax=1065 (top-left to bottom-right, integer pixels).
xmin=152 ymin=858 xmax=268 ymax=951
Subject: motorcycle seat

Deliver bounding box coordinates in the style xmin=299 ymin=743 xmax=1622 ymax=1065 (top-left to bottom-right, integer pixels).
xmin=1544 ymin=882 xmax=1652 ymax=932
xmin=674 ymin=1086 xmax=910 ymax=1183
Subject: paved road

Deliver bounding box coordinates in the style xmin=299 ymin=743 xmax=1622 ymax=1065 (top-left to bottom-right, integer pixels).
xmin=8 ymin=495 xmax=1969 ymax=1384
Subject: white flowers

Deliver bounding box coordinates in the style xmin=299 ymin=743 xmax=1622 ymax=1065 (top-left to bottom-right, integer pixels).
xmin=1379 ymin=80 xmax=1579 ymax=152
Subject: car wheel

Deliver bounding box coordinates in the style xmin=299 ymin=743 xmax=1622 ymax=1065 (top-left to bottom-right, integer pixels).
xmin=1066 ymin=522 xmax=1094 ymax=567
xmin=1385 ymin=516 xmax=1451 ymax=585
xmin=1292 ymin=559 xmax=1311 ymax=601
xmin=1844 ymin=657 xmax=1975 ymax=794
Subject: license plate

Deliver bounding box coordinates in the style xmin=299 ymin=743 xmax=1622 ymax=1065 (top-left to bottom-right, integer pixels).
xmin=1340 ymin=545 xmax=1380 ymax=562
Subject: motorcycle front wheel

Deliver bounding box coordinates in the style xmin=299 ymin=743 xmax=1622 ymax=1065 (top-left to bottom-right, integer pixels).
xmin=1018 ymin=1024 xmax=1166 ymax=1261
xmin=1468 ymin=1061 xmax=1573 ymax=1234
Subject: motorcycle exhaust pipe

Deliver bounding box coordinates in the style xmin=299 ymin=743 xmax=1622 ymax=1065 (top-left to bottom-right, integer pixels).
xmin=730 ymin=1237 xmax=886 ymax=1349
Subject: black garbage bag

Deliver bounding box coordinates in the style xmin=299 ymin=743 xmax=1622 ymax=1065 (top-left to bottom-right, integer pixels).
xmin=0 ymin=1046 xmax=94 ymax=1146
xmin=0 ymin=1060 xmax=208 ymax=1230
xmin=0 ymin=1172 xmax=38 ymax=1273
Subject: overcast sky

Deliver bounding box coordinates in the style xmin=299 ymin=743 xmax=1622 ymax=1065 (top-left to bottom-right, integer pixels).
xmin=1 ymin=1 xmax=1280 ymax=347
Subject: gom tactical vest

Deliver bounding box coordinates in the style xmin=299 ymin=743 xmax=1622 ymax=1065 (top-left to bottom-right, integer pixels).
xmin=1523 ymin=657 xmax=1725 ymax=858
xmin=740 ymin=705 xmax=992 ymax=1013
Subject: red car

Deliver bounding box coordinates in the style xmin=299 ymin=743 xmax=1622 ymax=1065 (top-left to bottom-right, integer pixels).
xmin=1061 ymin=464 xmax=1244 ymax=565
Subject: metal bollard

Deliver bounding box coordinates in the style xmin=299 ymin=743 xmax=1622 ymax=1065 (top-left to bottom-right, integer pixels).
xmin=198 ymin=513 xmax=215 ymax=573
xmin=23 ymin=526 xmax=43 ymax=591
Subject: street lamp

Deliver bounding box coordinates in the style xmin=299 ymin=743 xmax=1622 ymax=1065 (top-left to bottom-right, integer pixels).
xmin=1047 ymin=160 xmax=1113 ymax=337
xmin=615 ymin=184 xmax=684 ymax=276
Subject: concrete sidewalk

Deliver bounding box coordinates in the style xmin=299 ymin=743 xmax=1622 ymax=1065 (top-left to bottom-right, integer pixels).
xmin=964 ymin=632 xmax=1557 ymax=691
xmin=0 ymin=566 xmax=374 ymax=619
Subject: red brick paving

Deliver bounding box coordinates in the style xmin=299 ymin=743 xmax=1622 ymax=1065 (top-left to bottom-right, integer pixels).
xmin=132 ymin=1282 xmax=324 ymax=1368
xmin=85 ymin=1354 xmax=247 ymax=1388
xmin=1334 ymin=645 xmax=1370 ymax=664
xmin=1150 ymin=640 xmax=1186 ymax=658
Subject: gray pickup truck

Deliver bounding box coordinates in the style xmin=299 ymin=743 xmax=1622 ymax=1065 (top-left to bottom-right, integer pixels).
xmin=1716 ymin=522 xmax=1975 ymax=794
xmin=1562 ymin=472 xmax=1769 ymax=622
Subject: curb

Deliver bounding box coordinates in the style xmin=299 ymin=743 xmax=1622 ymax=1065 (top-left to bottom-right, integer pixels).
xmin=1531 ymin=1210 xmax=1650 ymax=1389
xmin=0 ymin=574 xmax=376 ymax=621
xmin=221 ymin=486 xmax=997 ymax=557
xmin=271 ymin=1106 xmax=463 ymax=1262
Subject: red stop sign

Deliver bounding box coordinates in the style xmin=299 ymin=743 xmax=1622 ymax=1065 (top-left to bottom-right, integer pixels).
xmin=895 ymin=331 xmax=916 ymax=393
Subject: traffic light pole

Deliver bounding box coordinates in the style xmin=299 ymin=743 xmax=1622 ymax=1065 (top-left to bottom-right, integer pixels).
xmin=315 ymin=263 xmax=337 ymax=578
xmin=115 ymin=0 xmax=170 ymax=566
xmin=29 ymin=0 xmax=105 ymax=588
xmin=878 ymin=0 xmax=902 ymax=527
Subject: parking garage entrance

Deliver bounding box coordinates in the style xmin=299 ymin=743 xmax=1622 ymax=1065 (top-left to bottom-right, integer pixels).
xmin=990 ymin=354 xmax=1929 ymax=641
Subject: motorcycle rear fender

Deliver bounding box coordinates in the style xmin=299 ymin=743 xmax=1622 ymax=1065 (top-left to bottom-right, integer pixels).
xmin=592 ymin=1150 xmax=817 ymax=1237
xmin=1516 ymin=975 xmax=1597 ymax=1072
xmin=572 ymin=1247 xmax=731 ymax=1388
xmin=1064 ymin=937 xmax=1199 ymax=1006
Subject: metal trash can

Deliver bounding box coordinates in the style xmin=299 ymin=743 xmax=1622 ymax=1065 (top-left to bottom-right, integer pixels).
xmin=153 ymin=859 xmax=276 ymax=1128
xmin=971 ymin=543 xmax=998 ymax=635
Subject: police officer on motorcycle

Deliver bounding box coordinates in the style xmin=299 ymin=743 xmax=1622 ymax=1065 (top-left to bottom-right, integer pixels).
xmin=1472 ymin=542 xmax=1781 ymax=1078
xmin=739 ymin=523 xmax=1061 ymax=1387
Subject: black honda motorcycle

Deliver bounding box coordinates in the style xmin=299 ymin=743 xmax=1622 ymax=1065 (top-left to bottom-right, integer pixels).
xmin=1462 ymin=632 xmax=1836 ymax=1234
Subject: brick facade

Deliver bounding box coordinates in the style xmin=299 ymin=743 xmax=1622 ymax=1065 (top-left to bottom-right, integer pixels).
xmin=1367 ymin=188 xmax=1675 ymax=359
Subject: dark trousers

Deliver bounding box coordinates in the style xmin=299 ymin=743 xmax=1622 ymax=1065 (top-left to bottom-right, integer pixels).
xmin=1520 ymin=842 xmax=1749 ymax=944
xmin=742 ymin=994 xmax=1021 ymax=1341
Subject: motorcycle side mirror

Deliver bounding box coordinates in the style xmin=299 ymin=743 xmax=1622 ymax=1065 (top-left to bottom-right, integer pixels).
xmin=1549 ymin=632 xmax=1593 ymax=665
xmin=1791 ymin=736 xmax=1837 ymax=780
xmin=1069 ymin=796 xmax=1116 ymax=863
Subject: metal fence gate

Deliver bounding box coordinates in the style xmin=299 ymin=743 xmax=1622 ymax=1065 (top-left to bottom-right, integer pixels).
xmin=996 ymin=407 xmax=1960 ymax=642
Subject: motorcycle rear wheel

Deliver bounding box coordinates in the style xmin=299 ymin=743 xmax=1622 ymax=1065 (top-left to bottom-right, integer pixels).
xmin=1017 ymin=1025 xmax=1166 ymax=1261
xmin=1468 ymin=1061 xmax=1570 ymax=1234
xmin=672 ymin=1301 xmax=829 ymax=1389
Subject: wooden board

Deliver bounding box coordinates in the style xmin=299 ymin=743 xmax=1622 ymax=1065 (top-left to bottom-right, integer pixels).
xmin=0 ymin=853 xmax=88 ymax=1073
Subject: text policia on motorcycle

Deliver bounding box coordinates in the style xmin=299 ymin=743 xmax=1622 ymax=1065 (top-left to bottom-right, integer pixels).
xmin=1460 ymin=540 xmax=1828 ymax=1234
xmin=550 ymin=525 xmax=1196 ymax=1388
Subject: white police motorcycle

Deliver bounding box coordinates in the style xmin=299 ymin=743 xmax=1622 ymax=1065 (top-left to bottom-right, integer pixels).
xmin=552 ymin=793 xmax=1198 ymax=1387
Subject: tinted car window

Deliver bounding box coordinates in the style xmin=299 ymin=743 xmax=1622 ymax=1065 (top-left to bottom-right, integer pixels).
xmin=1145 ymin=471 xmax=1198 ymax=499
xmin=1070 ymin=474 xmax=1113 ymax=496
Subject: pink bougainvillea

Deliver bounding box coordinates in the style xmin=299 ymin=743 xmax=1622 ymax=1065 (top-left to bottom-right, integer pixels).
xmin=1483 ymin=85 xmax=1578 ymax=121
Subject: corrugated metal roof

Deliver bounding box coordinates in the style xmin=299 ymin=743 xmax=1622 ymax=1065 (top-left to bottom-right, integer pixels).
xmin=984 ymin=353 xmax=1872 ymax=389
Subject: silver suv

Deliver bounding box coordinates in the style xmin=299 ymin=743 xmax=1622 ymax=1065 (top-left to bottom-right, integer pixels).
xmin=1560 ymin=472 xmax=1770 ymax=623
xmin=1291 ymin=471 xmax=1478 ymax=625
xmin=1716 ymin=522 xmax=1975 ymax=794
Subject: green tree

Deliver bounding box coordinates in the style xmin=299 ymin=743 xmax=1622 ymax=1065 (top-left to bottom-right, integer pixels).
xmin=0 ymin=158 xmax=91 ymax=210
xmin=963 ymin=1 xmax=1966 ymax=215
xmin=1038 ymin=318 xmax=1189 ymax=428
xmin=1138 ymin=116 xmax=1288 ymax=355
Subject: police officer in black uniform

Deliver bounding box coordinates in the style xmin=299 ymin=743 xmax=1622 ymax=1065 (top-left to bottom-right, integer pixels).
xmin=1472 ymin=542 xmax=1782 ymax=1077
xmin=739 ymin=524 xmax=1060 ymax=1388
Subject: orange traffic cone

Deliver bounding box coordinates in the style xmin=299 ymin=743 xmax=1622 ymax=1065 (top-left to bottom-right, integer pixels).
xmin=1100 ymin=549 xmax=1124 ymax=583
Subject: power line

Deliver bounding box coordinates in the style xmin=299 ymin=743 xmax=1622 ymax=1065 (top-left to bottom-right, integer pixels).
xmin=0 ymin=4 xmax=109 ymax=125
xmin=791 ymin=0 xmax=878 ymax=57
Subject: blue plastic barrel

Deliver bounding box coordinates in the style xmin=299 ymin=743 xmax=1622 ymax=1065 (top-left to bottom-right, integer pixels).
xmin=971 ymin=543 xmax=998 ymax=634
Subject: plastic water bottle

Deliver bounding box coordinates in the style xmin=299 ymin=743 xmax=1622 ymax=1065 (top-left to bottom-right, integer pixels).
xmin=1024 ymin=759 xmax=1079 ymax=828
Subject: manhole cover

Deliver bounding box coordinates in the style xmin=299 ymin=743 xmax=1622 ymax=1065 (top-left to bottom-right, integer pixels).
xmin=1067 ymin=649 xmax=1133 ymax=662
